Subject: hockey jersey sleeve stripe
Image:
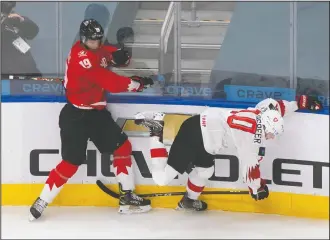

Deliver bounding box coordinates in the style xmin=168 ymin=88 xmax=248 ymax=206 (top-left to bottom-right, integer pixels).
xmin=247 ymin=164 xmax=261 ymax=182
xmin=90 ymin=101 xmax=107 ymax=106
xmin=277 ymin=100 xmax=286 ymax=117
xmin=245 ymin=164 xmax=262 ymax=194
xmin=72 ymin=101 xmax=107 ymax=110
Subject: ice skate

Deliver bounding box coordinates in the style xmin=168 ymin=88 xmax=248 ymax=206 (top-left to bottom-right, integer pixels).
xmin=134 ymin=111 xmax=165 ymax=140
xmin=118 ymin=183 xmax=151 ymax=214
xmin=29 ymin=197 xmax=48 ymax=221
xmin=176 ymin=193 xmax=207 ymax=211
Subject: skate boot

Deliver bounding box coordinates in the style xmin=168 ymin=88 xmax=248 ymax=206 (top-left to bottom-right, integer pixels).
xmin=118 ymin=183 xmax=151 ymax=214
xmin=29 ymin=197 xmax=48 ymax=221
xmin=134 ymin=112 xmax=165 ymax=141
xmin=176 ymin=193 xmax=207 ymax=211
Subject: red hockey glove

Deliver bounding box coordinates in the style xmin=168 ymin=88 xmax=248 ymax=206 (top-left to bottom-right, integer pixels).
xmin=110 ymin=48 xmax=131 ymax=67
xmin=249 ymin=179 xmax=269 ymax=201
xmin=297 ymin=95 xmax=323 ymax=111
xmin=131 ymin=76 xmax=154 ymax=92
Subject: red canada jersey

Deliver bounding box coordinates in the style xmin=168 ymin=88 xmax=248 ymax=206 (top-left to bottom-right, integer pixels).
xmin=64 ymin=41 xmax=138 ymax=109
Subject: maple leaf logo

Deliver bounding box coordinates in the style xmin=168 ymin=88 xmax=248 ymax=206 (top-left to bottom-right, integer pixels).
xmin=113 ymin=157 xmax=132 ymax=175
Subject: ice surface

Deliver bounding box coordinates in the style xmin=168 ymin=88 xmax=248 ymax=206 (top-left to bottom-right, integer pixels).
xmin=2 ymin=206 xmax=329 ymax=239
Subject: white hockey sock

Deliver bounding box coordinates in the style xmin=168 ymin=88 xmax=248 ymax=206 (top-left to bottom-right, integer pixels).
xmin=39 ymin=160 xmax=79 ymax=203
xmin=113 ymin=155 xmax=134 ymax=191
xmin=186 ymin=167 xmax=214 ymax=200
xmin=40 ymin=182 xmax=64 ymax=204
xmin=186 ymin=177 xmax=206 ymax=200
xmin=150 ymin=136 xmax=168 ymax=172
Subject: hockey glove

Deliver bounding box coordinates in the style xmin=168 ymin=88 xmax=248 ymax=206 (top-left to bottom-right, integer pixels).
xmin=249 ymin=179 xmax=269 ymax=201
xmin=131 ymin=76 xmax=154 ymax=92
xmin=297 ymin=95 xmax=323 ymax=111
xmin=110 ymin=48 xmax=131 ymax=67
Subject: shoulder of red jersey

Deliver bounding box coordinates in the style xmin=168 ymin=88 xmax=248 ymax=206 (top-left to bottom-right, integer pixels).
xmin=102 ymin=43 xmax=118 ymax=53
xmin=70 ymin=42 xmax=92 ymax=58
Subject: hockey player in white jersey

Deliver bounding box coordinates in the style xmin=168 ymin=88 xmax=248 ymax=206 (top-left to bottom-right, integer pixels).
xmin=134 ymin=95 xmax=323 ymax=211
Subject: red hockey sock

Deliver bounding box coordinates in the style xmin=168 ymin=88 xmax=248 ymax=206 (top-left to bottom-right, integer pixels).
xmin=40 ymin=160 xmax=78 ymax=203
xmin=113 ymin=140 xmax=134 ymax=190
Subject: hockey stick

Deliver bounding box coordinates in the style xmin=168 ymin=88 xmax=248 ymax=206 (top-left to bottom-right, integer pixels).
xmin=96 ymin=180 xmax=249 ymax=199
xmin=7 ymin=75 xmax=64 ymax=83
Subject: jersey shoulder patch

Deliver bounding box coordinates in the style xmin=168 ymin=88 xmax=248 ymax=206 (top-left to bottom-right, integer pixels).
xmin=77 ymin=50 xmax=88 ymax=58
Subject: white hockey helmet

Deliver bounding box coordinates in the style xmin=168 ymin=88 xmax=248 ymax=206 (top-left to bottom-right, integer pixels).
xmin=260 ymin=109 xmax=284 ymax=139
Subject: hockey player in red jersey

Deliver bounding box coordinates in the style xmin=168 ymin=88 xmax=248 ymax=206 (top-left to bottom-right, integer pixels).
xmin=134 ymin=95 xmax=323 ymax=211
xmin=29 ymin=19 xmax=154 ymax=220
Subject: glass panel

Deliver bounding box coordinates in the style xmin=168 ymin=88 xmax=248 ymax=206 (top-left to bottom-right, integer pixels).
xmin=1 ymin=1 xmax=61 ymax=97
xmin=211 ymin=2 xmax=293 ymax=102
xmin=58 ymin=1 xmax=170 ymax=97
xmin=177 ymin=2 xmax=295 ymax=104
xmin=175 ymin=1 xmax=234 ymax=99
xmin=123 ymin=1 xmax=172 ymax=97
xmin=296 ymin=2 xmax=329 ymax=107
xmin=1 ymin=1 xmax=58 ymax=77
xmin=59 ymin=1 xmax=118 ymax=75
xmin=1 ymin=1 xmax=302 ymax=103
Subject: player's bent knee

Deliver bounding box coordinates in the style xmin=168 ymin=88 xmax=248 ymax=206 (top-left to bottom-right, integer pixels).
xmin=152 ymin=164 xmax=178 ymax=186
xmin=151 ymin=158 xmax=168 ymax=172
xmin=194 ymin=166 xmax=214 ymax=180
xmin=114 ymin=139 xmax=132 ymax=156
xmin=152 ymin=172 xmax=169 ymax=186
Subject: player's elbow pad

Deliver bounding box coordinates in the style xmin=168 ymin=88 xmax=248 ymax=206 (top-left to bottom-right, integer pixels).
xmin=152 ymin=164 xmax=178 ymax=186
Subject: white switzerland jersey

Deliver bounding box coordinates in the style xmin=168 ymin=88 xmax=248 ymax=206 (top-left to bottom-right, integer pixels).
xmin=199 ymin=98 xmax=299 ymax=192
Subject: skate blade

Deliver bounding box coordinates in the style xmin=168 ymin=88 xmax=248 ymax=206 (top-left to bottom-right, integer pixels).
xmin=175 ymin=206 xmax=206 ymax=212
xmin=118 ymin=205 xmax=152 ymax=214
xmin=28 ymin=213 xmax=36 ymax=222
xmin=175 ymin=206 xmax=188 ymax=211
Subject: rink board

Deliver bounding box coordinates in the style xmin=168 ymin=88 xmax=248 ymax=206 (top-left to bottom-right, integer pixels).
xmin=1 ymin=103 xmax=329 ymax=219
